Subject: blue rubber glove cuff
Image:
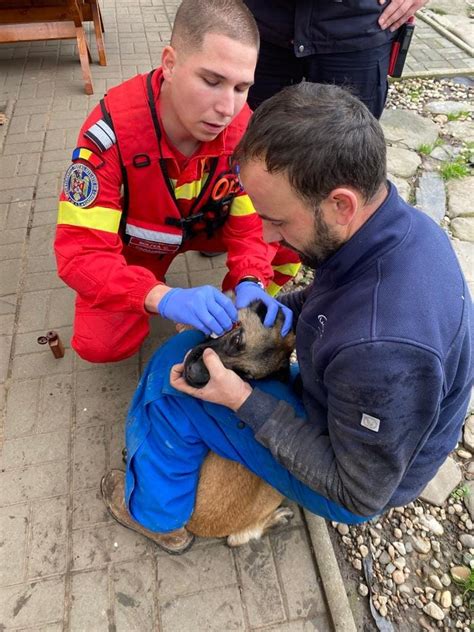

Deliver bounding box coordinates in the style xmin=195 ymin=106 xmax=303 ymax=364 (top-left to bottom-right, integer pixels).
xmin=157 ymin=288 xmax=180 ymax=317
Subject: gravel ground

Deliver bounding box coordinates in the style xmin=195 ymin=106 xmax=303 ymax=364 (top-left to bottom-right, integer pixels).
xmin=329 ymin=457 xmax=474 ymax=632
xmin=386 ymin=77 xmax=474 ymax=116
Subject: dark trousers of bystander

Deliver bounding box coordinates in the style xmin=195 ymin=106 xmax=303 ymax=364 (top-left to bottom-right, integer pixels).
xmin=248 ymin=40 xmax=392 ymax=119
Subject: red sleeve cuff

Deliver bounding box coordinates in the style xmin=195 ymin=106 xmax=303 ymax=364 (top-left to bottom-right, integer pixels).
xmin=128 ymin=278 xmax=164 ymax=313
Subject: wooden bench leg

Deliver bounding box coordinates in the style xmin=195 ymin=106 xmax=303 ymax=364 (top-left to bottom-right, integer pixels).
xmin=98 ymin=2 xmax=105 ymax=33
xmin=91 ymin=0 xmax=106 ymax=65
xmin=76 ymin=24 xmax=94 ymax=94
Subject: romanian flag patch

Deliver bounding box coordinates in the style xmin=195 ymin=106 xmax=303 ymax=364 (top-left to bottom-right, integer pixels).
xmin=71 ymin=147 xmax=104 ymax=169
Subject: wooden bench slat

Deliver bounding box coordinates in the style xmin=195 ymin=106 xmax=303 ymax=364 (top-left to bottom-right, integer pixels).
xmin=0 ymin=8 xmax=76 ymax=24
xmin=0 ymin=21 xmax=76 ymax=42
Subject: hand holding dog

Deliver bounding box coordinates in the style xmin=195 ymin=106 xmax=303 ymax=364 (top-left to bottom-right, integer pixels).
xmin=170 ymin=348 xmax=253 ymax=411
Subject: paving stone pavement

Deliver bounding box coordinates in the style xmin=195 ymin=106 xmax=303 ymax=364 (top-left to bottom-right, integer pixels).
xmin=404 ymin=11 xmax=473 ymax=78
xmin=0 ymin=1 xmax=472 ymax=631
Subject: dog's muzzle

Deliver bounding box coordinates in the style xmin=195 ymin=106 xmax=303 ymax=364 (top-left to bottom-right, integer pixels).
xmin=183 ymin=344 xmax=211 ymax=387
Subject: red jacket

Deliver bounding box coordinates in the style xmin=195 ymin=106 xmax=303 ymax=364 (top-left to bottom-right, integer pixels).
xmin=55 ymin=69 xmax=273 ymax=314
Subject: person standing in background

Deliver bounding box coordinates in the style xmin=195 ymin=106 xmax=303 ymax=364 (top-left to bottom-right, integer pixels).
xmin=244 ymin=0 xmax=427 ymax=118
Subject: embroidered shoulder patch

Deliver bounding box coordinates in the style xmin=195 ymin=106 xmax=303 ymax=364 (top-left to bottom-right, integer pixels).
xmin=360 ymin=413 xmax=380 ymax=433
xmin=63 ymin=163 xmax=99 ymax=208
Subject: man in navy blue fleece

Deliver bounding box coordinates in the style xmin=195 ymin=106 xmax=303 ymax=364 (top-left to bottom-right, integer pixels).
xmin=101 ymin=82 xmax=473 ymax=555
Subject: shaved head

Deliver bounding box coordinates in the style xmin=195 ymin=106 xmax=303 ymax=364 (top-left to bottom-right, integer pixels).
xmin=171 ymin=0 xmax=259 ymax=56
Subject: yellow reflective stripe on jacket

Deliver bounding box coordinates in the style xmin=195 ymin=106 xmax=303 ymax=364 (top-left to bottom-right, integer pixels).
xmin=173 ymin=173 xmax=209 ymax=200
xmin=230 ymin=194 xmax=255 ymax=216
xmin=273 ymin=262 xmax=302 ymax=276
xmin=57 ymin=201 xmax=122 ymax=233
xmin=266 ymin=281 xmax=282 ymax=297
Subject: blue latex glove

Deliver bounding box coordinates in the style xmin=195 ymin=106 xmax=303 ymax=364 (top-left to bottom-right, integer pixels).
xmin=158 ymin=286 xmax=238 ymax=336
xmin=234 ymin=281 xmax=293 ymax=337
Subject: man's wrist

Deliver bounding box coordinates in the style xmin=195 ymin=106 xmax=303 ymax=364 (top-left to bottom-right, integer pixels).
xmin=230 ymin=382 xmax=253 ymax=411
xmin=145 ymin=284 xmax=171 ymax=313
xmin=239 ymin=276 xmax=264 ymax=289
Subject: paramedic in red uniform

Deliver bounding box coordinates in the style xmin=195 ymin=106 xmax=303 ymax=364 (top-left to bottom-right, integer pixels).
xmin=54 ymin=0 xmax=299 ymax=363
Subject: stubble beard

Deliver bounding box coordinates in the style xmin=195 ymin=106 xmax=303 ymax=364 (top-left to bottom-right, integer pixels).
xmin=283 ymin=207 xmax=343 ymax=270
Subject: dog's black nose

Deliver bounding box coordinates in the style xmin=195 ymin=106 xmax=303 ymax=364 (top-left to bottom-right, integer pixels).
xmin=183 ymin=345 xmax=210 ymax=387
xmin=184 ymin=361 xmax=210 ymax=387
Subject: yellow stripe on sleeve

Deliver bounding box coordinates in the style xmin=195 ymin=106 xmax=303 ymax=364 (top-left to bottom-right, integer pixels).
xmin=57 ymin=201 xmax=122 ymax=233
xmin=266 ymin=281 xmax=282 ymax=297
xmin=230 ymin=194 xmax=255 ymax=216
xmin=272 ymin=262 xmax=302 ymax=276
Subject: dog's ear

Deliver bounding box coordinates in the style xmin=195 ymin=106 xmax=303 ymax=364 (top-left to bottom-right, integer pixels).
xmin=274 ymin=306 xmax=286 ymax=329
xmin=249 ymin=299 xmax=287 ymax=331
xmin=248 ymin=299 xmax=267 ymax=324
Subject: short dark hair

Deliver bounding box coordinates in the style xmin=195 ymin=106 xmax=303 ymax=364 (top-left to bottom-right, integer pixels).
xmin=235 ymin=82 xmax=387 ymax=206
xmin=171 ymin=0 xmax=259 ymax=54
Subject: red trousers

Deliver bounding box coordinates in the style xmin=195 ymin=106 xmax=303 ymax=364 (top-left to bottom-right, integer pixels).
xmin=72 ymin=237 xmax=300 ymax=363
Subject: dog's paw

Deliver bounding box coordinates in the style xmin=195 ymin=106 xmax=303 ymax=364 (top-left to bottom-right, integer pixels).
xmin=269 ymin=506 xmax=294 ymax=528
xmin=226 ymin=525 xmax=264 ymax=547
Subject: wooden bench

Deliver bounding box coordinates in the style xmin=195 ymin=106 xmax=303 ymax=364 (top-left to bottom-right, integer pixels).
xmin=0 ymin=0 xmax=107 ymax=95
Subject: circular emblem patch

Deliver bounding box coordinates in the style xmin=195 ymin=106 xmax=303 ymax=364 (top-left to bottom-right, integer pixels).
xmin=63 ymin=163 xmax=99 ymax=208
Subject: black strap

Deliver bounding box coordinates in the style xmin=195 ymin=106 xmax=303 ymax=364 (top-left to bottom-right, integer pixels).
xmin=146 ymin=71 xmax=177 ymax=202
xmin=99 ymin=98 xmax=114 ymax=130
xmin=100 ymin=96 xmax=130 ymax=230
xmin=145 ymin=70 xmax=161 ymax=145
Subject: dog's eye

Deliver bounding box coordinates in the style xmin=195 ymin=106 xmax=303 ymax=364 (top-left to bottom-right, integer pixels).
xmin=234 ymin=330 xmax=245 ymax=348
xmin=225 ymin=330 xmax=245 ymax=355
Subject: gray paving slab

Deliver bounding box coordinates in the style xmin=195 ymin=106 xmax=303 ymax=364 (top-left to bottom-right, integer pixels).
xmin=1 ymin=0 xmax=472 ymax=630
xmin=403 ymin=12 xmax=474 ymax=78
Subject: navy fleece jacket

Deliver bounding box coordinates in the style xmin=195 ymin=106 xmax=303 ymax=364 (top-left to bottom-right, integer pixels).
xmin=237 ymin=183 xmax=473 ymax=517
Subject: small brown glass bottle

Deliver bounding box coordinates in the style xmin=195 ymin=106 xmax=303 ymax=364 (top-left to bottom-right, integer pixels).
xmin=37 ymin=330 xmax=65 ymax=359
